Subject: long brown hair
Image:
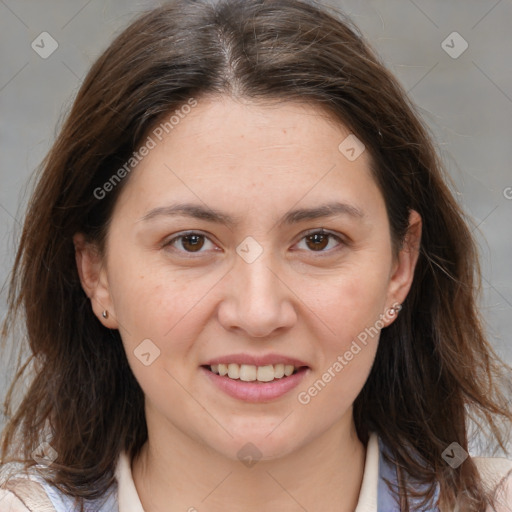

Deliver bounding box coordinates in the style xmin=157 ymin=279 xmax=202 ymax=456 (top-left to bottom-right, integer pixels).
xmin=1 ymin=0 xmax=511 ymax=510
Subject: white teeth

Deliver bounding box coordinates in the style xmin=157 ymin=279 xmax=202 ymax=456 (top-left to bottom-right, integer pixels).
xmin=239 ymin=364 xmax=257 ymax=381
xmin=256 ymin=365 xmax=275 ymax=382
xmin=274 ymin=363 xmax=285 ymax=378
xmin=209 ymin=363 xmax=301 ymax=382
xmin=227 ymin=363 xmax=239 ymax=379
xmin=284 ymin=364 xmax=294 ymax=376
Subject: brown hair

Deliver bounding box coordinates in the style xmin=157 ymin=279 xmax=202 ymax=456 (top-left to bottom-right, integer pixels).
xmin=1 ymin=0 xmax=511 ymax=510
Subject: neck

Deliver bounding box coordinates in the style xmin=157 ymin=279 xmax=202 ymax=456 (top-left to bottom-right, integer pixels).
xmin=132 ymin=411 xmax=367 ymax=512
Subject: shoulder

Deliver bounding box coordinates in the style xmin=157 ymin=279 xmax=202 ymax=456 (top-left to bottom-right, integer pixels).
xmin=0 ymin=488 xmax=31 ymax=511
xmin=0 ymin=471 xmax=119 ymax=512
xmin=473 ymin=455 xmax=512 ymax=512
xmin=0 ymin=476 xmax=57 ymax=511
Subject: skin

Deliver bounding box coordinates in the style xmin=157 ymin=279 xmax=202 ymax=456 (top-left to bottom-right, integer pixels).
xmin=74 ymin=96 xmax=421 ymax=512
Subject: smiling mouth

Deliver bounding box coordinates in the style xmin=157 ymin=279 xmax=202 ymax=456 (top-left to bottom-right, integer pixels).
xmin=201 ymin=363 xmax=307 ymax=383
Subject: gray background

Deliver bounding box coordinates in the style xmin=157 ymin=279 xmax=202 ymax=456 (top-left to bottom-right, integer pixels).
xmin=1 ymin=0 xmax=511 ymax=432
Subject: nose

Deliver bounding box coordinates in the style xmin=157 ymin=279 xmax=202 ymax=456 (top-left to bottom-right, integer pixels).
xmin=217 ymin=245 xmax=297 ymax=338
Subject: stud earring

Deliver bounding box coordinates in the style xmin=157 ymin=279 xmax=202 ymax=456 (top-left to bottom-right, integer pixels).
xmin=102 ymin=310 xmax=109 ymax=319
xmin=389 ymin=303 xmax=402 ymax=316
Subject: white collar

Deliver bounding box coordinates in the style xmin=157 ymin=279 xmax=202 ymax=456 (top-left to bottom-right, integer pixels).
xmin=115 ymin=432 xmax=380 ymax=512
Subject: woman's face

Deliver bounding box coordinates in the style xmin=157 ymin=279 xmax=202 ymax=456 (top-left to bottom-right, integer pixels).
xmin=76 ymin=96 xmax=420 ymax=461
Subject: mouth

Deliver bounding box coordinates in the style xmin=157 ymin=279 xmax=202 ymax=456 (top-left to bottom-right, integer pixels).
xmin=200 ymin=363 xmax=310 ymax=402
xmin=201 ymin=363 xmax=308 ymax=383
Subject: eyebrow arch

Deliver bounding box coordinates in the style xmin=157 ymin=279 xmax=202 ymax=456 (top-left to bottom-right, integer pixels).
xmin=139 ymin=201 xmax=364 ymax=227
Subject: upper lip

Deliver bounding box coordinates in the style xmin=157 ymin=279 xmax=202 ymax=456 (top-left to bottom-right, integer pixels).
xmin=202 ymin=354 xmax=310 ymax=368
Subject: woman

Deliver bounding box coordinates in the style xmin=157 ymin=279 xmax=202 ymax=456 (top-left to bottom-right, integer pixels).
xmin=1 ymin=0 xmax=511 ymax=510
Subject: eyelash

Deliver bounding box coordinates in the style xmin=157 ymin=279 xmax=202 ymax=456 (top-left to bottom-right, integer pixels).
xmin=162 ymin=229 xmax=346 ymax=258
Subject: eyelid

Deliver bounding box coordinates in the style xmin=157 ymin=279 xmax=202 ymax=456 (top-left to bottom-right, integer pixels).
xmin=300 ymin=227 xmax=341 ymax=240
xmin=163 ymin=228 xmax=347 ymax=257
xmin=162 ymin=230 xmax=218 ymax=255
xmin=293 ymin=228 xmax=346 ymax=254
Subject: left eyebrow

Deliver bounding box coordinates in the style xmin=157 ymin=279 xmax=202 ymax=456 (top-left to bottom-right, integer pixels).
xmin=138 ymin=201 xmax=365 ymax=228
xmin=278 ymin=201 xmax=365 ymax=226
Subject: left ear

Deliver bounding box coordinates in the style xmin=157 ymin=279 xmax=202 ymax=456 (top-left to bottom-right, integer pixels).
xmin=385 ymin=209 xmax=422 ymax=323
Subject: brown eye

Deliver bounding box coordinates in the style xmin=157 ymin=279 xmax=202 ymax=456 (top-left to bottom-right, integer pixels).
xmin=305 ymin=233 xmax=330 ymax=251
xmin=179 ymin=234 xmax=205 ymax=252
xmin=296 ymin=230 xmax=344 ymax=254
xmin=164 ymin=231 xmax=215 ymax=256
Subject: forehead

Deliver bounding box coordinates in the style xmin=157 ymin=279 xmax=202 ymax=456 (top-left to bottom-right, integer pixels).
xmin=112 ymin=96 xmax=382 ymax=222
xmin=153 ymin=96 xmax=356 ymax=161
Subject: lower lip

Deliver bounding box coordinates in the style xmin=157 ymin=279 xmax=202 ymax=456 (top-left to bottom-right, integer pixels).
xmin=200 ymin=366 xmax=309 ymax=403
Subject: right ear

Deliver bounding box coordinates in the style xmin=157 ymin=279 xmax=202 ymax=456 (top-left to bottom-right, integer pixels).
xmin=73 ymin=233 xmax=119 ymax=329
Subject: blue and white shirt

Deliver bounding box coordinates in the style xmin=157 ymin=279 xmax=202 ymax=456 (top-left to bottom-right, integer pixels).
xmin=1 ymin=433 xmax=511 ymax=511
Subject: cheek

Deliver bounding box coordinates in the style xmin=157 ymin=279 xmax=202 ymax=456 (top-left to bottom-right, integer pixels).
xmin=108 ymin=262 xmax=205 ymax=405
xmin=107 ymin=246 xmax=206 ymax=337
xmin=296 ymin=271 xmax=385 ymax=417
xmin=311 ymin=259 xmax=392 ymax=343
xmin=299 ymin=256 xmax=390 ymax=405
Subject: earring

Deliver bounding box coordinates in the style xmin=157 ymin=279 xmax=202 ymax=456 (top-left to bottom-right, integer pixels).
xmin=102 ymin=310 xmax=109 ymax=319
xmin=389 ymin=303 xmax=402 ymax=316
